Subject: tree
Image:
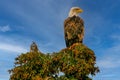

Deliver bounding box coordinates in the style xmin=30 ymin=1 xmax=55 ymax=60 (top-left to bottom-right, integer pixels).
xmin=9 ymin=43 xmax=99 ymax=80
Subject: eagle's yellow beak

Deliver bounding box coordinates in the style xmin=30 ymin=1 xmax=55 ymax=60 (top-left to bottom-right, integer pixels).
xmin=77 ymin=9 xmax=83 ymax=13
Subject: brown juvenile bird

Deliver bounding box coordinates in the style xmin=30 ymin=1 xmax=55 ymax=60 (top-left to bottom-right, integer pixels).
xmin=64 ymin=7 xmax=84 ymax=47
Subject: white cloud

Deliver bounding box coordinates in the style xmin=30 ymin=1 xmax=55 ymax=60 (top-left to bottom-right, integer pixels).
xmin=0 ymin=25 xmax=11 ymax=32
xmin=0 ymin=43 xmax=27 ymax=53
xmin=98 ymin=57 xmax=120 ymax=68
xmin=111 ymin=35 xmax=120 ymax=41
xmin=97 ymin=44 xmax=120 ymax=69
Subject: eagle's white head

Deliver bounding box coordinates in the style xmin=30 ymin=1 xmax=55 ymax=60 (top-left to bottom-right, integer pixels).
xmin=69 ymin=7 xmax=83 ymax=17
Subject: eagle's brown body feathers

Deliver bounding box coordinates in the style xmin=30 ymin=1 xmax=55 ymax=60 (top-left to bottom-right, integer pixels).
xmin=64 ymin=16 xmax=84 ymax=47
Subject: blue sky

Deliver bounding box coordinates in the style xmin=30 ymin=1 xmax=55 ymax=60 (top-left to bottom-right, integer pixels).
xmin=0 ymin=0 xmax=120 ymax=80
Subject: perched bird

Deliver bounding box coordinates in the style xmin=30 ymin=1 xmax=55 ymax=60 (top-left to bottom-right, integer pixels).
xmin=30 ymin=41 xmax=39 ymax=52
xmin=64 ymin=7 xmax=84 ymax=47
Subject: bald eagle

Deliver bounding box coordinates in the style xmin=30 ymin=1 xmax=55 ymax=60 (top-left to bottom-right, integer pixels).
xmin=64 ymin=7 xmax=84 ymax=47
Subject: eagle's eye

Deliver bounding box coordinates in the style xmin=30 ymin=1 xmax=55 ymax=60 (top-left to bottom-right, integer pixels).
xmin=75 ymin=8 xmax=80 ymax=10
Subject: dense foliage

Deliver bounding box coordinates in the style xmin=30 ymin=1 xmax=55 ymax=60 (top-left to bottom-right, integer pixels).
xmin=9 ymin=43 xmax=99 ymax=80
